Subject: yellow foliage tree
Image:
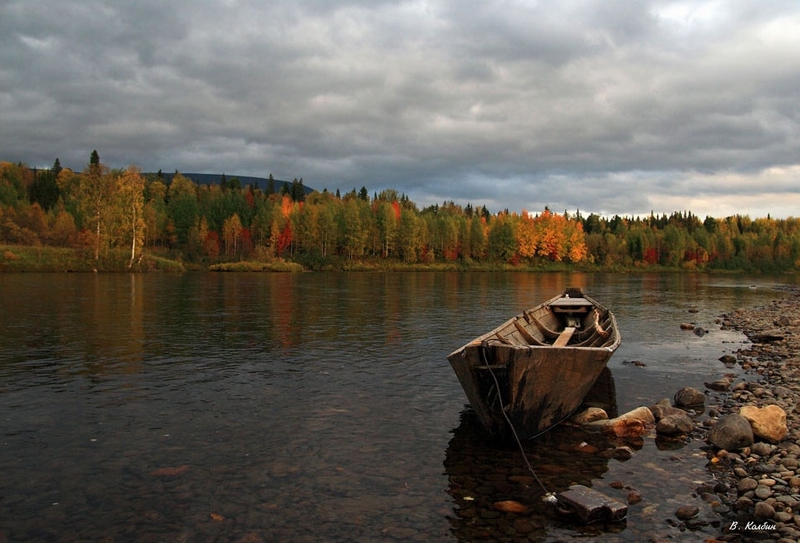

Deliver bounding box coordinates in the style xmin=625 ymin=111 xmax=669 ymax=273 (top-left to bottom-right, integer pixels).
xmin=223 ymin=213 xmax=243 ymax=258
xmin=115 ymin=166 xmax=146 ymax=267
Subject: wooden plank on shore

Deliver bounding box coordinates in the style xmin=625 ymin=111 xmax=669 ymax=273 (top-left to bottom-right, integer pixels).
xmin=556 ymin=484 xmax=627 ymax=524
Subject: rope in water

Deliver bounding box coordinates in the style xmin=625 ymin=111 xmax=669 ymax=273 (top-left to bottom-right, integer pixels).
xmin=480 ymin=342 xmax=553 ymax=499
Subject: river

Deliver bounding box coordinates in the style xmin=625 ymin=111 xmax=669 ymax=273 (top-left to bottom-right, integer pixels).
xmin=0 ymin=271 xmax=796 ymax=542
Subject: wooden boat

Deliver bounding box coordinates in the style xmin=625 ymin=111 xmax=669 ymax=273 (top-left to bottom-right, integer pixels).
xmin=447 ymin=287 xmax=620 ymax=441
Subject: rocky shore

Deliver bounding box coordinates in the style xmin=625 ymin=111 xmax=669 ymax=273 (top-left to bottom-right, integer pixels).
xmin=705 ymin=285 xmax=800 ymax=543
xmin=565 ymin=285 xmax=800 ymax=542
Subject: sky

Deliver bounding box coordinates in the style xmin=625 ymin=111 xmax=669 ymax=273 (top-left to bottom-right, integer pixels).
xmin=2 ymin=0 xmax=799 ymax=218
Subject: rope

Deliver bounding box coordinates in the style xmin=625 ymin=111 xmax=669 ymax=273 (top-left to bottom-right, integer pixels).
xmin=480 ymin=342 xmax=553 ymax=499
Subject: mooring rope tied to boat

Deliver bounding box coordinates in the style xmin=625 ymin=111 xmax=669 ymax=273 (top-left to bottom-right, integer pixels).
xmin=479 ymin=342 xmax=553 ymax=500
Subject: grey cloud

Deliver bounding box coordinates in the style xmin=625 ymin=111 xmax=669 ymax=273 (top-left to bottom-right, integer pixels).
xmin=2 ymin=0 xmax=799 ymax=217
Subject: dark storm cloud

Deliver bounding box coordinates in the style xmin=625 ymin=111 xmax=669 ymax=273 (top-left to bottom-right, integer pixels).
xmin=1 ymin=0 xmax=799 ymax=217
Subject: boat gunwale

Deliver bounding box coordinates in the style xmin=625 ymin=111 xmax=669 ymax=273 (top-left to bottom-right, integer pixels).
xmin=447 ymin=293 xmax=620 ymax=359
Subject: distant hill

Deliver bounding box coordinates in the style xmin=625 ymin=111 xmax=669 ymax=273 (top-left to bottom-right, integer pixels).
xmin=150 ymin=172 xmax=314 ymax=194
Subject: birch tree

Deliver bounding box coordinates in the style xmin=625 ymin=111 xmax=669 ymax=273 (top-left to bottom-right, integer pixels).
xmin=116 ymin=166 xmax=146 ymax=267
xmin=80 ymin=150 xmax=115 ymax=266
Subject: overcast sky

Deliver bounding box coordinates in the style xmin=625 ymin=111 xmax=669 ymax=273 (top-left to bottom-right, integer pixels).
xmin=2 ymin=0 xmax=799 ymax=218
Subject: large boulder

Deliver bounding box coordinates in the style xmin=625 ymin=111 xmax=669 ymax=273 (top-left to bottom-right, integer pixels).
xmin=674 ymin=387 xmax=705 ymax=408
xmin=708 ymin=414 xmax=754 ymax=451
xmin=739 ymin=405 xmax=787 ymax=443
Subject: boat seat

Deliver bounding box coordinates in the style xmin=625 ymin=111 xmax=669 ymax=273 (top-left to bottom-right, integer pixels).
xmin=553 ymin=327 xmax=576 ymax=347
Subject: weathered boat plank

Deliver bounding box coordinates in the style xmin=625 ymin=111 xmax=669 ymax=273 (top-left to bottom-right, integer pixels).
xmin=552 ymin=327 xmax=576 ymax=347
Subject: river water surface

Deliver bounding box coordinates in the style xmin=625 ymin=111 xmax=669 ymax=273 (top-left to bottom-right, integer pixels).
xmin=0 ymin=272 xmax=796 ymax=542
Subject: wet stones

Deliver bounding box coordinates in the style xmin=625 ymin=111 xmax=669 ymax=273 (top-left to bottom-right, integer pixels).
xmin=703 ymin=287 xmax=800 ymax=539
xmin=569 ymin=407 xmax=608 ymax=425
xmin=719 ymin=354 xmax=738 ymax=366
xmin=708 ymin=414 xmax=754 ymax=451
xmin=581 ymin=406 xmax=654 ymax=438
xmin=648 ymin=398 xmax=687 ymax=421
xmin=674 ymin=386 xmax=706 ymax=408
xmin=675 ymin=505 xmax=700 ymax=520
xmin=656 ymin=412 xmax=695 ymax=437
xmin=704 ymin=377 xmax=732 ymax=392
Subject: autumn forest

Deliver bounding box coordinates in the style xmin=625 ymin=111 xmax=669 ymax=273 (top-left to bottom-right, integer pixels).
xmin=2 ymin=153 xmax=799 ymax=272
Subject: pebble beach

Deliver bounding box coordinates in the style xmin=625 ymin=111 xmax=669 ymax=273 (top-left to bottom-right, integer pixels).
xmin=690 ymin=285 xmax=800 ymax=542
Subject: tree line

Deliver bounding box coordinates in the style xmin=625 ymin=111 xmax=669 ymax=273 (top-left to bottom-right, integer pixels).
xmin=2 ymin=154 xmax=799 ymax=272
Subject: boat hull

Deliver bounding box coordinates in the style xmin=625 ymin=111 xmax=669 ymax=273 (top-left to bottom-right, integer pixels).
xmin=448 ymin=289 xmax=620 ymax=440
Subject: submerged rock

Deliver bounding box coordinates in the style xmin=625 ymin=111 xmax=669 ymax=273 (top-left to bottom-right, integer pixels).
xmin=493 ymin=500 xmax=528 ymax=514
xmin=656 ymin=412 xmax=695 ymax=437
xmin=649 ymin=399 xmax=686 ymax=421
xmin=675 ymin=505 xmax=699 ymax=520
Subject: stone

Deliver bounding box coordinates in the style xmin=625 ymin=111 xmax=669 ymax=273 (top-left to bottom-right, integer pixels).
xmin=649 ymin=400 xmax=686 ymax=421
xmin=751 ymin=442 xmax=774 ymax=456
xmin=570 ymin=407 xmax=608 ymax=425
xmin=705 ymin=377 xmax=732 ymax=392
xmin=656 ymin=412 xmax=695 ymax=437
xmin=618 ymin=406 xmax=656 ymax=424
xmin=708 ymin=414 xmax=754 ymax=451
xmin=750 ymin=331 xmax=785 ymax=343
xmin=740 ymin=404 xmax=788 ymax=443
xmin=754 ymin=501 xmax=775 ymax=519
xmin=738 ymin=478 xmax=758 ymax=493
xmin=599 ymin=446 xmax=635 ymax=460
xmin=600 ymin=418 xmax=648 ymax=438
xmin=774 ymin=511 xmax=793 ymax=523
xmin=674 ymin=387 xmax=705 ymax=407
xmin=754 ymin=485 xmax=773 ymax=499
xmin=493 ymin=500 xmax=527 ymax=514
xmin=627 ymin=490 xmax=642 ymax=504
xmin=675 ymin=505 xmax=699 ymax=520
xmin=775 ymin=316 xmax=793 ymax=327
xmin=719 ymin=354 xmax=738 ymax=366
xmin=587 ymin=406 xmax=654 ymax=438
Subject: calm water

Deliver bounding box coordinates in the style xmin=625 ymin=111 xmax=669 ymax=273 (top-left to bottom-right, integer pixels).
xmin=0 ymin=272 xmax=796 ymax=542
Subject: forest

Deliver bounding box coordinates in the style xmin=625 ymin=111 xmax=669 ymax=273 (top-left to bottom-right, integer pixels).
xmin=2 ymin=154 xmax=800 ymax=272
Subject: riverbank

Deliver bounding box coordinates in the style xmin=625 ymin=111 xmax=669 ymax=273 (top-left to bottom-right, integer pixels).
xmin=0 ymin=243 xmax=764 ymax=274
xmin=0 ymin=245 xmax=186 ymax=272
xmin=704 ymin=285 xmax=800 ymax=542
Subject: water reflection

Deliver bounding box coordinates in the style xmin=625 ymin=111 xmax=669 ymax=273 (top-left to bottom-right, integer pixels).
xmin=1 ymin=272 xmax=797 ymax=542
xmin=444 ymin=368 xmax=637 ymax=541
